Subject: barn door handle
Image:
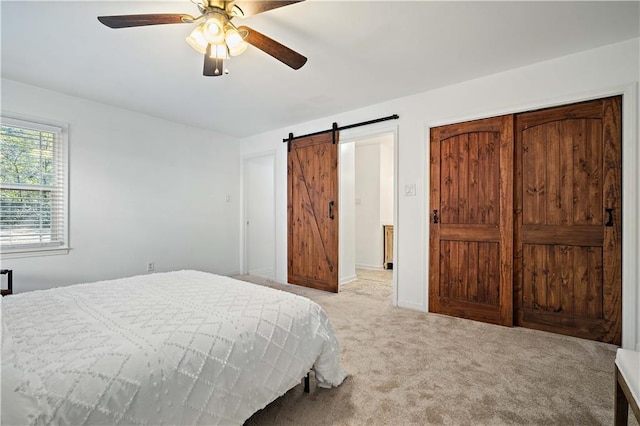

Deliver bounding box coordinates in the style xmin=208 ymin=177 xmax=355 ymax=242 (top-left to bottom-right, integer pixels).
xmin=605 ymin=208 xmax=614 ymax=227
xmin=433 ymin=209 xmax=439 ymax=224
xmin=329 ymin=201 xmax=335 ymax=220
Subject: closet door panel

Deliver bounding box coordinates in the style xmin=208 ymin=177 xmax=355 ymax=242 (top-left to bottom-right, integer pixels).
xmin=514 ymin=96 xmax=621 ymax=344
xmin=429 ymin=115 xmax=513 ymax=326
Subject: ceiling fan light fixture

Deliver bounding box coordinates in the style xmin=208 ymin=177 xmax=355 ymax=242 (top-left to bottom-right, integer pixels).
xmin=209 ymin=43 xmax=229 ymax=60
xmin=186 ymin=25 xmax=208 ymax=54
xmin=229 ymin=4 xmax=245 ymax=18
xmin=203 ymin=16 xmax=225 ymax=43
xmin=225 ymin=27 xmax=248 ymax=56
xmin=97 ymin=1 xmax=308 ymax=77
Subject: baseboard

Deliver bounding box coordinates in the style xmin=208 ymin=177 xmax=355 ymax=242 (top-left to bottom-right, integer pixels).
xmin=340 ymin=275 xmax=358 ymax=285
xmin=355 ymin=264 xmax=384 ymax=270
xmin=397 ymin=300 xmax=424 ymax=312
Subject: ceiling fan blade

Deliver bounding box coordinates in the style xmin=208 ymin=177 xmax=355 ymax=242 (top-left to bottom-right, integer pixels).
xmin=203 ymin=46 xmax=225 ymax=77
xmin=232 ymin=1 xmax=304 ymax=18
xmin=239 ymin=26 xmax=307 ymax=70
xmin=97 ymin=14 xmax=194 ymax=29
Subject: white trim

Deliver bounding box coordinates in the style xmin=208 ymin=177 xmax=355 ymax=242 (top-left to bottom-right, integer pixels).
xmin=341 ymin=122 xmax=399 ymax=306
xmin=340 ymin=274 xmax=358 ymax=285
xmin=355 ymin=263 xmax=384 ymax=270
xmin=424 ymin=83 xmax=638 ymax=350
xmin=397 ymin=300 xmax=423 ymax=312
xmin=621 ymin=83 xmax=639 ymax=351
xmin=1 ymin=116 xmax=62 ymax=133
xmin=240 ymin=150 xmax=277 ymax=277
xmin=423 ymin=125 xmax=430 ymax=313
xmin=1 ymin=247 xmax=69 ymax=259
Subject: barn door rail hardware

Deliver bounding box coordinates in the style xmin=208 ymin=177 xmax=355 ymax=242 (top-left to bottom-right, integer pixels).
xmin=283 ymin=114 xmax=399 ymax=152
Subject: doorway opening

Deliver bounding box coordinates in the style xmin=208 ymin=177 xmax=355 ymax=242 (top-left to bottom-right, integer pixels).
xmin=242 ymin=152 xmax=276 ymax=280
xmin=339 ymin=132 xmax=396 ymax=300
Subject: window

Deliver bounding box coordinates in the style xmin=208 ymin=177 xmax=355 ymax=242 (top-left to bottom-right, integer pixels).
xmin=1 ymin=116 xmax=68 ymax=256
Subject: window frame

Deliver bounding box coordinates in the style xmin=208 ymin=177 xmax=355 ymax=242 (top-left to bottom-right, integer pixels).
xmin=1 ymin=114 xmax=70 ymax=258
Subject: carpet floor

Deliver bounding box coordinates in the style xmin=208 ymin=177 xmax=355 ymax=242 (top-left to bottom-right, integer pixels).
xmin=236 ymin=269 xmax=635 ymax=425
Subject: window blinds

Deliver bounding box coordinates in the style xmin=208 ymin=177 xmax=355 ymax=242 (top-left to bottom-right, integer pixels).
xmin=1 ymin=117 xmax=67 ymax=251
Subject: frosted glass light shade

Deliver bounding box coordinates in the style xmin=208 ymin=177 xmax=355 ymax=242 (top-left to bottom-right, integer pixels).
xmin=186 ymin=25 xmax=207 ymax=54
xmin=225 ymin=28 xmax=248 ymax=56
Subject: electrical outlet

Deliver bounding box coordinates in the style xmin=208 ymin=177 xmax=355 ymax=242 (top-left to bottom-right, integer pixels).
xmin=147 ymin=261 xmax=154 ymax=272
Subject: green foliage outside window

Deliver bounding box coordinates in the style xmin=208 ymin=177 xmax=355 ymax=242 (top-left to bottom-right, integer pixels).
xmin=1 ymin=124 xmax=57 ymax=246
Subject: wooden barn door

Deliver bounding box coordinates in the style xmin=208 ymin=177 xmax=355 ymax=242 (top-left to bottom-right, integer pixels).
xmin=287 ymin=132 xmax=339 ymax=292
xmin=514 ymin=97 xmax=622 ymax=344
xmin=429 ymin=115 xmax=514 ymax=326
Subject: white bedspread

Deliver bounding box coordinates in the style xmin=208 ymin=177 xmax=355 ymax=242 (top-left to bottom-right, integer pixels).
xmin=1 ymin=270 xmax=347 ymax=425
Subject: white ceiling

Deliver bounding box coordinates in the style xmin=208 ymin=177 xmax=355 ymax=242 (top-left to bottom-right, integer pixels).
xmin=2 ymin=1 xmax=638 ymax=138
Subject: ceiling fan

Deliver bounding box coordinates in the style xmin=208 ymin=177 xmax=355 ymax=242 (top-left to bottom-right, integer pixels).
xmin=98 ymin=0 xmax=307 ymax=76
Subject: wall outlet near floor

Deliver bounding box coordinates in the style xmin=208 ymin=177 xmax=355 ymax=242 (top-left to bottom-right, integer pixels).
xmin=147 ymin=261 xmax=154 ymax=272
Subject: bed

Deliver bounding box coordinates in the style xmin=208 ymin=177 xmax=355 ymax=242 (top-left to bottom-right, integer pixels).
xmin=1 ymin=270 xmax=347 ymax=425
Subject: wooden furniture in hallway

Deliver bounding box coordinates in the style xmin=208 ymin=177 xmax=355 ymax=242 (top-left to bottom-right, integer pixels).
xmin=383 ymin=225 xmax=393 ymax=269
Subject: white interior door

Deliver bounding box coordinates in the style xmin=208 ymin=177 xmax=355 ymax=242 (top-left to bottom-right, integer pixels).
xmin=244 ymin=153 xmax=275 ymax=279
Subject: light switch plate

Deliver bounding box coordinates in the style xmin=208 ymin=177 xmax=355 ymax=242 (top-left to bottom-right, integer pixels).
xmin=405 ymin=184 xmax=416 ymax=196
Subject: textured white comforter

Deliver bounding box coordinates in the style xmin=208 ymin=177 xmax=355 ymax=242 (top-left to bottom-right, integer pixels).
xmin=1 ymin=270 xmax=347 ymax=425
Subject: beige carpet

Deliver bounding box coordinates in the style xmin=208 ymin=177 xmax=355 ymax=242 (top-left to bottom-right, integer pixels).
xmin=235 ymin=269 xmax=636 ymax=425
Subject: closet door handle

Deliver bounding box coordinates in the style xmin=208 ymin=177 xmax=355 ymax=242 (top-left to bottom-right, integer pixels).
xmin=433 ymin=209 xmax=439 ymax=224
xmin=329 ymin=201 xmax=335 ymax=220
xmin=605 ymin=208 xmax=614 ymax=227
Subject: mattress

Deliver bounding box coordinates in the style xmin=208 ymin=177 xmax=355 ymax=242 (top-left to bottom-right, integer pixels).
xmin=1 ymin=270 xmax=347 ymax=425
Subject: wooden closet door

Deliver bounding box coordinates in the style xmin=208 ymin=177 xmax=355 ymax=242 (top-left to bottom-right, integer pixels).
xmin=514 ymin=96 xmax=622 ymax=344
xmin=429 ymin=115 xmax=514 ymax=326
xmin=287 ymin=132 xmax=339 ymax=292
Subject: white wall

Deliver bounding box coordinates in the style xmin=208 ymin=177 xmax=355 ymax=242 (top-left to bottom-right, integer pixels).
xmin=238 ymin=38 xmax=640 ymax=350
xmin=379 ymin=140 xmax=394 ymax=226
xmin=339 ymin=143 xmax=356 ymax=284
xmin=1 ymin=79 xmax=241 ymax=292
xmin=355 ymin=143 xmax=383 ymax=269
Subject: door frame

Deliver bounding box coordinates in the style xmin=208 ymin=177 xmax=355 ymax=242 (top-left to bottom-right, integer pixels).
xmin=240 ymin=150 xmax=277 ymax=277
xmin=340 ymin=123 xmax=399 ymax=306
xmin=424 ymin=83 xmax=638 ymax=350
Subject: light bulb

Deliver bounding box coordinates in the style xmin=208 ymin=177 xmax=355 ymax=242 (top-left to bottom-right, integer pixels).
xmin=203 ymin=17 xmax=225 ymax=44
xmin=186 ymin=25 xmax=207 ymax=54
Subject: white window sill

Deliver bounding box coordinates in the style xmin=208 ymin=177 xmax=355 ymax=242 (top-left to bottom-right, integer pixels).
xmin=1 ymin=247 xmax=70 ymax=259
